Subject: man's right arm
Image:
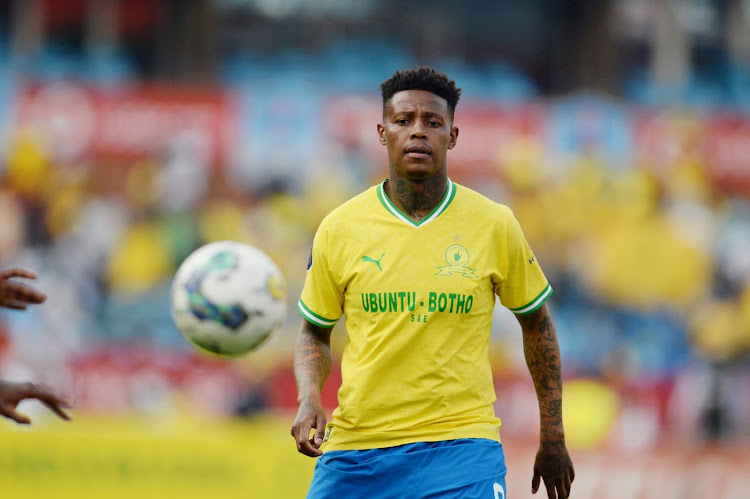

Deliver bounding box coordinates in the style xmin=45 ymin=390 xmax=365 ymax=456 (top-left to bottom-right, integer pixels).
xmin=290 ymin=319 xmax=333 ymax=457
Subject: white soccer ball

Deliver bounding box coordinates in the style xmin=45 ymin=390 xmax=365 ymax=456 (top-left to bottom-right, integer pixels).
xmin=170 ymin=241 xmax=287 ymax=357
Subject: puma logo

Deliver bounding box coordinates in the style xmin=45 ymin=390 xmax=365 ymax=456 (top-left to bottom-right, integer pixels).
xmin=362 ymin=253 xmax=385 ymax=271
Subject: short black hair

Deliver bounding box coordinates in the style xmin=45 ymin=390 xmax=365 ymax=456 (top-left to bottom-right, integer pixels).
xmin=380 ymin=67 xmax=462 ymax=118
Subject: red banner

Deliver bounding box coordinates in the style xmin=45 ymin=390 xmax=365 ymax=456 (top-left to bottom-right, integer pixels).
xmin=632 ymin=109 xmax=750 ymax=195
xmin=631 ymin=109 xmax=704 ymax=173
xmin=13 ymin=83 xmax=237 ymax=164
xmin=705 ymin=115 xmax=750 ymax=195
xmin=451 ymin=104 xmax=542 ymax=179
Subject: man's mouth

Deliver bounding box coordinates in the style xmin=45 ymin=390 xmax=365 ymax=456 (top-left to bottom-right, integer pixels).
xmin=405 ymin=146 xmax=431 ymax=158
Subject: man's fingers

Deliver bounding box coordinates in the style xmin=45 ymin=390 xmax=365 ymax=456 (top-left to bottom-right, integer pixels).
xmin=9 ymin=410 xmax=31 ymax=424
xmin=557 ymin=481 xmax=568 ymax=498
xmin=21 ymin=383 xmax=65 ymax=402
xmin=19 ymin=383 xmax=74 ymax=417
xmin=545 ymin=482 xmax=557 ymax=499
xmin=531 ymin=470 xmax=541 ymax=493
xmin=569 ymin=465 xmax=575 ymax=483
xmin=298 ymin=438 xmax=322 ymax=457
xmin=303 ymin=445 xmax=322 ymax=457
xmin=302 ymin=447 xmax=322 ymax=457
xmin=296 ymin=420 xmax=312 ymax=447
xmin=313 ymin=413 xmax=326 ymax=446
xmin=5 ymin=283 xmax=47 ymax=305
xmin=43 ymin=401 xmax=72 ymax=421
xmin=0 ymin=406 xmax=31 ymax=424
xmin=564 ymin=473 xmax=572 ymax=497
xmin=0 ymin=301 xmax=28 ymax=310
xmin=295 ymin=421 xmax=322 ymax=457
xmin=1 ymin=268 xmax=38 ymax=280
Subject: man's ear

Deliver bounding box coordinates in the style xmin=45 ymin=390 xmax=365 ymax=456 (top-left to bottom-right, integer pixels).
xmin=377 ymin=123 xmax=386 ymax=145
xmin=448 ymin=126 xmax=459 ymax=150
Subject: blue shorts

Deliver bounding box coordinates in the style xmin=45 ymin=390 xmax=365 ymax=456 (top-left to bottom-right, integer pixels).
xmin=307 ymin=439 xmax=507 ymax=499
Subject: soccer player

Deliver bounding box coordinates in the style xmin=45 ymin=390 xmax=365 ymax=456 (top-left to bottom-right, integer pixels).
xmin=291 ymin=68 xmax=574 ymax=498
xmin=0 ymin=268 xmax=73 ymax=424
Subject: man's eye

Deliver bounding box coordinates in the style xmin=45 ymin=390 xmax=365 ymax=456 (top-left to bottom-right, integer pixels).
xmin=428 ymin=121 xmax=440 ymax=127
xmin=396 ymin=119 xmax=409 ymax=125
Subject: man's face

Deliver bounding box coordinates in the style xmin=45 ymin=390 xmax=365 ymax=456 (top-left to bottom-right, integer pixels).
xmin=377 ymin=90 xmax=458 ymax=181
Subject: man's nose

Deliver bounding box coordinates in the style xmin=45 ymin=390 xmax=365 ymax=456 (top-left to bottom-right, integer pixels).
xmin=410 ymin=122 xmax=427 ymax=139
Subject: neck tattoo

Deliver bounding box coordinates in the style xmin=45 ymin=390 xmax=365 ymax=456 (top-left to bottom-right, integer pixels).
xmin=386 ymin=177 xmax=446 ymax=220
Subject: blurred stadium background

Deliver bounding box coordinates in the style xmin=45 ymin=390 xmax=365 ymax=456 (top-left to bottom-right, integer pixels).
xmin=0 ymin=0 xmax=748 ymax=497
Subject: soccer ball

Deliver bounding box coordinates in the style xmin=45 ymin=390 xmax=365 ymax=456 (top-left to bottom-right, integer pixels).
xmin=170 ymin=241 xmax=287 ymax=357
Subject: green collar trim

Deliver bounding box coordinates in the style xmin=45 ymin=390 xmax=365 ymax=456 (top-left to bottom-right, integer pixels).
xmin=377 ymin=178 xmax=456 ymax=228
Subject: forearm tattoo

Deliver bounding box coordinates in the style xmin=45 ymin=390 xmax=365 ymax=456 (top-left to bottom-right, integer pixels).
xmin=518 ymin=306 xmax=564 ymax=437
xmin=294 ymin=323 xmax=332 ymax=398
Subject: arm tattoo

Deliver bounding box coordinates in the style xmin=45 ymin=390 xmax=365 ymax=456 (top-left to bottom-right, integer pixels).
xmin=293 ymin=321 xmax=332 ymax=402
xmin=518 ymin=304 xmax=565 ymax=438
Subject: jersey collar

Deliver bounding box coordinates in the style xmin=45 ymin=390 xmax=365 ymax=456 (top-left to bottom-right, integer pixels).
xmin=377 ymin=178 xmax=456 ymax=228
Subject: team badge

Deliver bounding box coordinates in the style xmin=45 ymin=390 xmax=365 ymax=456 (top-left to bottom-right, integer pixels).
xmin=436 ymin=244 xmax=478 ymax=278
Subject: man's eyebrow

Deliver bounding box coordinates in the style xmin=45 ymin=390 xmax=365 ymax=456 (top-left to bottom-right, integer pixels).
xmin=391 ymin=110 xmax=444 ymax=119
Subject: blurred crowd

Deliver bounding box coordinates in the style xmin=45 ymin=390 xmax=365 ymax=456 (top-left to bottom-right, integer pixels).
xmin=0 ymin=7 xmax=748 ymax=450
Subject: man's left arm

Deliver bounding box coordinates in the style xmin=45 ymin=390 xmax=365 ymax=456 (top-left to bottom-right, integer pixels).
xmin=517 ymin=303 xmax=575 ymax=499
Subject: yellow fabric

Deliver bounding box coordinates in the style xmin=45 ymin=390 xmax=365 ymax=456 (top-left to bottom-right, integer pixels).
xmin=198 ymin=201 xmax=253 ymax=244
xmin=691 ymin=295 xmax=750 ymax=362
xmin=5 ymin=132 xmax=50 ymax=198
xmin=298 ymin=180 xmax=551 ymax=451
xmin=581 ymin=215 xmax=711 ymax=309
xmin=46 ymin=184 xmax=84 ymax=237
xmin=106 ymin=223 xmax=171 ymax=293
xmin=563 ymin=379 xmax=620 ymax=450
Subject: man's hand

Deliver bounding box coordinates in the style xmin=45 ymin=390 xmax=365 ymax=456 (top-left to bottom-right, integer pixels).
xmin=0 ymin=381 xmax=73 ymax=424
xmin=291 ymin=397 xmax=327 ymax=457
xmin=532 ymin=438 xmax=575 ymax=499
xmin=517 ymin=304 xmax=574 ymax=498
xmin=292 ymin=320 xmax=332 ymax=457
xmin=0 ymin=268 xmax=47 ymax=310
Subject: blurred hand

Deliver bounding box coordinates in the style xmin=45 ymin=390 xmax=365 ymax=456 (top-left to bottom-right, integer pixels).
xmin=532 ymin=439 xmax=575 ymax=499
xmin=291 ymin=397 xmax=327 ymax=457
xmin=0 ymin=380 xmax=73 ymax=424
xmin=0 ymin=268 xmax=47 ymax=310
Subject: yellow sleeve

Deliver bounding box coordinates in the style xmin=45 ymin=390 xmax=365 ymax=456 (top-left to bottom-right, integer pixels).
xmin=495 ymin=208 xmax=552 ymax=315
xmin=297 ymin=221 xmax=344 ymax=328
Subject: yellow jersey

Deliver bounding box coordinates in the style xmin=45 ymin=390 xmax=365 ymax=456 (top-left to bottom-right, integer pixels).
xmin=298 ymin=179 xmax=551 ymax=451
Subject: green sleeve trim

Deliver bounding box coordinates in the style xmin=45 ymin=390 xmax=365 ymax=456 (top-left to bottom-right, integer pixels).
xmin=297 ymin=300 xmax=338 ymax=328
xmin=510 ymin=283 xmax=553 ymax=315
